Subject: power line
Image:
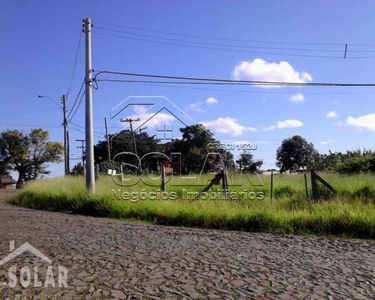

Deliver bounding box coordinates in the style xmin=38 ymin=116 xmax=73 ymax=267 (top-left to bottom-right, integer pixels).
xmin=67 ymin=78 xmax=85 ymax=120
xmin=94 ymin=31 xmax=344 ymax=59
xmin=96 ymin=22 xmax=370 ymax=47
xmin=94 ymin=31 xmax=375 ymax=59
xmin=95 ymin=26 xmax=349 ymax=53
xmin=96 ymin=79 xmax=375 ymax=95
xmin=69 ymin=121 xmax=103 ymax=136
xmin=94 ymin=22 xmax=375 ymax=59
xmin=66 ymin=32 xmax=83 ymax=97
xmin=70 ymin=126 xmax=102 ymax=139
xmin=0 ymin=123 xmax=62 ymax=128
xmin=94 ymin=70 xmax=375 ymax=87
xmin=68 ymin=91 xmax=86 ymax=122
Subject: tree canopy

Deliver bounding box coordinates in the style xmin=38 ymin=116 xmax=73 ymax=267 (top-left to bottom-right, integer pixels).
xmin=276 ymin=135 xmax=317 ymax=173
xmin=312 ymin=149 xmax=375 ymax=174
xmin=236 ymin=151 xmax=263 ymax=172
xmin=94 ymin=124 xmax=235 ymax=175
xmin=162 ymin=124 xmax=234 ymax=174
xmin=0 ymin=128 xmax=63 ymax=187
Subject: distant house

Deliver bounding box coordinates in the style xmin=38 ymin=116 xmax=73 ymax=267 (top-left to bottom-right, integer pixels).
xmin=157 ymin=160 xmax=174 ymax=176
xmin=0 ymin=175 xmax=16 ymax=189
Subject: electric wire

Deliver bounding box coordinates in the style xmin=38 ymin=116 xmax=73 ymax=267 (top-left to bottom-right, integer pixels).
xmin=70 ymin=126 xmax=103 ymax=139
xmin=95 ymin=26 xmax=349 ymax=53
xmin=0 ymin=123 xmax=63 ymax=129
xmin=66 ymin=32 xmax=83 ymax=97
xmin=94 ymin=23 xmax=375 ymax=58
xmin=95 ymin=79 xmax=375 ymax=95
xmin=68 ymin=91 xmax=86 ymax=122
xmin=67 ymin=78 xmax=85 ymax=120
xmin=94 ymin=31 xmax=344 ymax=59
xmin=94 ymin=70 xmax=375 ymax=87
xmin=69 ymin=121 xmax=104 ymax=136
xmin=96 ymin=22 xmax=373 ymax=47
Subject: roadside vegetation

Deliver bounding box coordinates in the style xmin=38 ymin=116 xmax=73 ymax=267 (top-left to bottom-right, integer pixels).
xmin=12 ymin=173 xmax=375 ymax=239
xmin=4 ymin=127 xmax=375 ymax=239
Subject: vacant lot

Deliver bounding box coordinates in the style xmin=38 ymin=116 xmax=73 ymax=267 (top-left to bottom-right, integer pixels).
xmin=1 ymin=190 xmax=375 ymax=299
xmin=13 ymin=173 xmax=375 ymax=239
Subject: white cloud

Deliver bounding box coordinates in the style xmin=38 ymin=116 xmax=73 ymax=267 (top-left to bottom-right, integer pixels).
xmin=321 ymin=139 xmax=334 ymax=145
xmin=189 ymin=102 xmax=205 ymax=113
xmin=232 ymin=58 xmax=312 ymax=88
xmin=263 ymin=119 xmax=303 ymax=131
xmin=206 ymin=97 xmax=218 ymax=105
xmin=121 ymin=106 xmax=176 ymax=128
xmin=277 ymin=120 xmax=303 ymax=129
xmin=202 ymin=117 xmax=257 ymax=136
xmin=326 ymin=110 xmax=338 ymax=118
xmin=133 ymin=105 xmax=150 ymax=114
xmin=346 ymin=113 xmax=375 ymax=131
xmin=264 ymin=125 xmax=276 ymax=131
xmin=289 ymin=93 xmax=305 ymax=103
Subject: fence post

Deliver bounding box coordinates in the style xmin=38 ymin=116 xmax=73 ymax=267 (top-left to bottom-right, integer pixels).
xmin=311 ymin=169 xmax=318 ymax=200
xmin=161 ymin=162 xmax=166 ymax=191
xmin=95 ymin=163 xmax=100 ymax=181
xmin=270 ymin=170 xmax=274 ymax=200
xmin=222 ymin=169 xmax=228 ymax=198
xmin=304 ymin=173 xmax=309 ymax=199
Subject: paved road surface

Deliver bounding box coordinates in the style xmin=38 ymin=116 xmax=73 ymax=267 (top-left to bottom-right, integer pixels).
xmin=0 ymin=190 xmax=374 ymax=299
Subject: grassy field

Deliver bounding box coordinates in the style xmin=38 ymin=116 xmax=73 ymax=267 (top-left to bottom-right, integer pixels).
xmin=12 ymin=172 xmax=375 ymax=239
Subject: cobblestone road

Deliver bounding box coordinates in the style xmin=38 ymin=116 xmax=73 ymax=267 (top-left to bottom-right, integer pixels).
xmin=0 ymin=190 xmax=374 ymax=299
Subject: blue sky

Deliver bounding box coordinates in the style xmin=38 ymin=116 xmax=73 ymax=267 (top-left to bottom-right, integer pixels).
xmin=2 ymin=1 xmax=375 ymax=177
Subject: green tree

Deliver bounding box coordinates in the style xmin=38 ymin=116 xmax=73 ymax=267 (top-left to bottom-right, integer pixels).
xmin=0 ymin=129 xmax=63 ymax=188
xmin=310 ymin=149 xmax=375 ymax=174
xmin=276 ymin=135 xmax=317 ymax=173
xmin=96 ymin=125 xmax=235 ymax=175
xmin=236 ymin=151 xmax=263 ymax=172
xmin=95 ymin=130 xmax=159 ymax=161
xmin=0 ymin=137 xmax=9 ymax=175
xmin=95 ymin=130 xmax=160 ymax=173
xmin=335 ymin=149 xmax=375 ymax=173
xmin=71 ymin=162 xmax=84 ymax=176
xmin=163 ymin=124 xmax=234 ymax=174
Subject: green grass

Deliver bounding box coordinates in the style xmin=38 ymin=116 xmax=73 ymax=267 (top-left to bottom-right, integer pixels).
xmin=11 ymin=172 xmax=375 ymax=239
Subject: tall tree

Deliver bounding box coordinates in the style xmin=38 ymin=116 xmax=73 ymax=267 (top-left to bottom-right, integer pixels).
xmin=95 ymin=130 xmax=159 ymax=161
xmin=71 ymin=162 xmax=84 ymax=176
xmin=0 ymin=129 xmax=63 ymax=187
xmin=96 ymin=125 xmax=235 ymax=175
xmin=163 ymin=124 xmax=235 ymax=174
xmin=236 ymin=151 xmax=263 ymax=172
xmin=276 ymin=135 xmax=317 ymax=173
xmin=95 ymin=130 xmax=160 ymax=173
xmin=0 ymin=137 xmax=8 ymax=175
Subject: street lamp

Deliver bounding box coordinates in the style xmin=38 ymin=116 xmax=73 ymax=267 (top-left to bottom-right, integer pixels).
xmin=38 ymin=94 xmax=70 ymax=176
xmin=38 ymin=95 xmax=63 ymax=110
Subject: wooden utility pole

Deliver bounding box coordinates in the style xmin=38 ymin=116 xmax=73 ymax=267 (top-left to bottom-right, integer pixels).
xmin=104 ymin=117 xmax=111 ymax=164
xmin=38 ymin=94 xmax=70 ymax=176
xmin=120 ymin=118 xmax=140 ymax=157
xmin=76 ymin=139 xmax=86 ymax=175
xmin=62 ymin=94 xmax=69 ymax=175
